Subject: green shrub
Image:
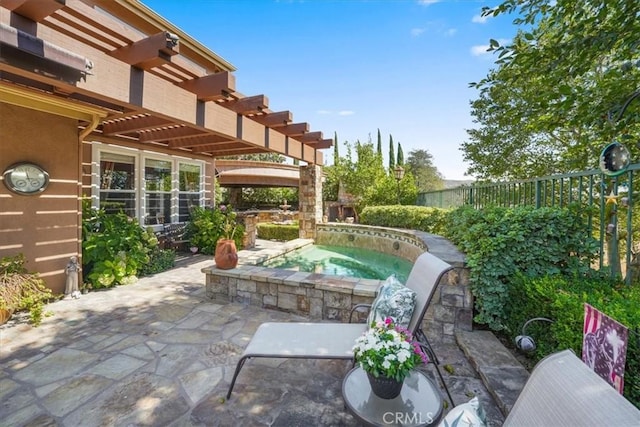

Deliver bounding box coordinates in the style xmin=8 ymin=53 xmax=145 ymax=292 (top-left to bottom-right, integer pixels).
xmin=139 ymin=248 xmax=176 ymax=276
xmin=82 ymin=201 xmax=157 ymax=289
xmin=505 ymin=273 xmax=640 ymax=408
xmin=359 ymin=205 xmax=448 ymax=235
xmin=185 ymin=205 xmax=245 ymax=255
xmin=444 ymin=205 xmax=599 ymax=330
xmin=257 ymin=222 xmax=299 ymax=241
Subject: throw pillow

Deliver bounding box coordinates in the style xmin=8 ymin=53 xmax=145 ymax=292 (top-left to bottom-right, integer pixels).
xmin=367 ymin=275 xmax=416 ymax=328
xmin=437 ymin=397 xmax=487 ymax=427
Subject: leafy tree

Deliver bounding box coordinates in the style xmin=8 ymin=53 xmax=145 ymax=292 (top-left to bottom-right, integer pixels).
xmin=406 ymin=149 xmax=445 ymax=192
xmin=465 ymin=0 xmax=640 ymax=180
xmin=376 ymin=129 xmax=382 ymax=157
xmin=333 ymin=131 xmax=339 ymax=165
xmin=220 ymin=153 xmax=285 ymax=163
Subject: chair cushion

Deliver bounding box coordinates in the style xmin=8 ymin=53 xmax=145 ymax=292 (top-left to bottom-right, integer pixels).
xmin=367 ymin=275 xmax=416 ymax=328
xmin=438 ymin=397 xmax=487 ymax=427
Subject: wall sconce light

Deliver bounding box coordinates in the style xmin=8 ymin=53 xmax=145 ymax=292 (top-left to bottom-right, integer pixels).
xmin=515 ymin=317 xmax=554 ymax=352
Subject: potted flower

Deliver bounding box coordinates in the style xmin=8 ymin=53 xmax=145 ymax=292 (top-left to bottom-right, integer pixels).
xmin=214 ymin=205 xmax=240 ymax=270
xmin=352 ymin=317 xmax=428 ymax=399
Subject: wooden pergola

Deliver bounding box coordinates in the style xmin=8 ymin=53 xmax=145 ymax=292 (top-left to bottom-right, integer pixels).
xmin=0 ymin=0 xmax=333 ymax=163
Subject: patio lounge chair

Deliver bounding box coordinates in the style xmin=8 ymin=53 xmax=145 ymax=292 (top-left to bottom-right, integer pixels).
xmin=226 ymin=251 xmax=453 ymax=399
xmin=503 ymin=349 xmax=640 ymax=426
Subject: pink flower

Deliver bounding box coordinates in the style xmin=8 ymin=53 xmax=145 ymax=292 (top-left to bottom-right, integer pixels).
xmin=384 ymin=317 xmax=393 ymax=325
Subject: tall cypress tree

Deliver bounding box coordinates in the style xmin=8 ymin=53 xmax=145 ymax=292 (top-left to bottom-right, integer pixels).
xmin=397 ymin=142 xmax=404 ymax=166
xmin=333 ymin=131 xmax=339 ymax=165
xmin=376 ymin=129 xmax=382 ymax=156
xmin=388 ymin=135 xmax=395 ymax=172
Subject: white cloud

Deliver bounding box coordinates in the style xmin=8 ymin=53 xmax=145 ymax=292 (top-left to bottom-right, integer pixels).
xmin=472 ymin=14 xmax=489 ymax=24
xmin=411 ymin=28 xmax=426 ymax=37
xmin=445 ymin=28 xmax=457 ymax=37
xmin=471 ymin=44 xmax=491 ymax=56
xmin=338 ymin=111 xmax=355 ymax=116
xmin=418 ymin=0 xmax=440 ymax=5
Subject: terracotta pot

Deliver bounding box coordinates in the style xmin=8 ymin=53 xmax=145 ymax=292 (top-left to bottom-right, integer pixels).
xmin=214 ymin=239 xmax=238 ymax=270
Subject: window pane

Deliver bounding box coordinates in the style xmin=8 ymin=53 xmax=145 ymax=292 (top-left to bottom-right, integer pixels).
xmin=179 ymin=193 xmax=200 ymax=222
xmin=146 ymin=193 xmax=172 ymax=225
xmin=100 ymin=192 xmax=136 ymax=216
xmin=179 ymin=163 xmax=200 ymax=192
xmin=145 ymin=159 xmax=172 ymax=191
xmin=101 ymin=155 xmax=135 ymax=190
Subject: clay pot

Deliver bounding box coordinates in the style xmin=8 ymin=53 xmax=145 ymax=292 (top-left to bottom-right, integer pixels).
xmin=214 ymin=239 xmax=238 ymax=270
xmin=0 ymin=308 xmax=13 ymax=325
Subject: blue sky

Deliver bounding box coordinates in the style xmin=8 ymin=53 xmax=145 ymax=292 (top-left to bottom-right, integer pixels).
xmin=141 ymin=0 xmax=516 ymax=180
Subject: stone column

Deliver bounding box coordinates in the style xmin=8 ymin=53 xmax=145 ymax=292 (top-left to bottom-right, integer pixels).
xmin=299 ymin=165 xmax=323 ymax=239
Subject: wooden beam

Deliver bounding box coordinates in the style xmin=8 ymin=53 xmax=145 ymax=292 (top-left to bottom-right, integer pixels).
xmin=168 ymin=134 xmax=232 ymax=148
xmin=210 ymin=147 xmax=268 ymax=156
xmin=2 ymin=0 xmax=65 ymax=22
xmin=298 ymin=131 xmax=323 ymax=143
xmin=192 ymin=141 xmax=250 ymax=153
xmin=102 ymin=114 xmax=172 ymax=135
xmin=251 ymin=110 xmax=292 ymax=127
xmin=279 ymin=122 xmax=309 ymax=136
xmin=139 ymin=125 xmax=205 ymax=142
xmin=109 ymin=32 xmax=179 ymax=69
xmin=307 ymin=139 xmax=333 ymax=149
xmin=178 ymin=71 xmax=236 ymax=101
xmin=223 ymin=94 xmax=268 ymax=115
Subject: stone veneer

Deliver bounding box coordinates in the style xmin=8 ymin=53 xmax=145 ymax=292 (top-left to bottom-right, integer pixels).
xmin=203 ymin=225 xmax=471 ymax=344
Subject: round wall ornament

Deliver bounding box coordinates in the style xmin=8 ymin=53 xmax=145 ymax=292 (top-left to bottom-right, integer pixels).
xmin=3 ymin=162 xmax=50 ymax=195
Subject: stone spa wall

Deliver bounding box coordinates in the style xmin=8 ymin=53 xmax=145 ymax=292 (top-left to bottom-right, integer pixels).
xmin=203 ymin=224 xmax=472 ymax=344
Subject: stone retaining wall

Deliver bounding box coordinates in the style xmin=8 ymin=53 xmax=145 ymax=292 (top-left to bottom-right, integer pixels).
xmin=203 ymin=226 xmax=472 ymax=343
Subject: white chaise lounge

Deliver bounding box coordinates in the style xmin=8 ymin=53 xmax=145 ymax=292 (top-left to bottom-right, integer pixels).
xmin=226 ymin=251 xmax=453 ymax=399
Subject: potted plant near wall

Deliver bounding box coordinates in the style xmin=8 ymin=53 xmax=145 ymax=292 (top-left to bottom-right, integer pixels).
xmin=0 ymin=254 xmax=53 ymax=326
xmin=214 ymin=205 xmax=240 ymax=270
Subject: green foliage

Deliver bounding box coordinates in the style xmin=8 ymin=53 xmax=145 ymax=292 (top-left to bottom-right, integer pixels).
xmin=444 ymin=205 xmax=599 ymax=330
xmin=0 ymin=254 xmax=53 ymax=326
xmin=505 ymin=273 xmax=640 ymax=408
xmin=185 ymin=205 xmax=245 ymax=255
xmin=396 ymin=142 xmax=404 ymax=166
xmin=388 ymin=135 xmax=395 ymax=172
xmin=466 ymin=0 xmax=640 ymax=180
xmin=231 ymin=187 xmax=298 ymax=209
xmin=257 ymin=223 xmax=299 ymax=241
xmin=139 ymin=248 xmax=176 ymax=276
xmin=405 ymin=149 xmax=445 ymax=192
xmin=360 ymin=205 xmax=448 ymax=235
xmin=82 ymin=201 xmax=157 ymax=289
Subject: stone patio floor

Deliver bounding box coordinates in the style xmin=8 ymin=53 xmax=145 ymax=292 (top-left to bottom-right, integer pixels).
xmin=0 ymin=241 xmax=527 ymax=426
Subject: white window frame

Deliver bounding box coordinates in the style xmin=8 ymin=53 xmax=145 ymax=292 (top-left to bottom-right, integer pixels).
xmin=91 ymin=143 xmax=204 ymax=226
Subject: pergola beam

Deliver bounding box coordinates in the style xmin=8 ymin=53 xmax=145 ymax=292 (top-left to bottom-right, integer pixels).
xmin=298 ymin=131 xmax=323 ymax=143
xmin=139 ymin=125 xmax=206 ymax=142
xmin=307 ymin=139 xmax=333 ymax=149
xmin=2 ymin=0 xmax=65 ymax=22
xmin=109 ymin=31 xmax=179 ymax=69
xmin=168 ymin=134 xmax=232 ymax=148
xmin=251 ymin=110 xmax=292 ymax=127
xmin=223 ymin=94 xmax=268 ymax=115
xmin=178 ymin=71 xmax=236 ymax=101
xmin=101 ymin=114 xmax=172 ymax=135
xmin=279 ymin=122 xmax=309 ymax=136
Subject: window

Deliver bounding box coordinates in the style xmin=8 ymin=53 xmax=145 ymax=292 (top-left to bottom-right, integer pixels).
xmin=145 ymin=158 xmax=172 ymax=225
xmin=100 ymin=152 xmax=136 ymax=217
xmin=94 ymin=145 xmax=204 ymax=225
xmin=178 ymin=162 xmax=201 ymax=222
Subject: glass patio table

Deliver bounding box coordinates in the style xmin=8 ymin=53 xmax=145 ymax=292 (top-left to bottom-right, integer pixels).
xmin=342 ymin=367 xmax=444 ymax=426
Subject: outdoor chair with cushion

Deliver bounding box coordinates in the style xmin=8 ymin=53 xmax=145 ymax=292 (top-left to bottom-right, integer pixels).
xmin=441 ymin=349 xmax=640 ymax=426
xmin=225 ymin=251 xmax=453 ymax=399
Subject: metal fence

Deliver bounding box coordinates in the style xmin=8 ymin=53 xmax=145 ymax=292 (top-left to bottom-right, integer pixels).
xmin=417 ymin=165 xmax=640 ymax=284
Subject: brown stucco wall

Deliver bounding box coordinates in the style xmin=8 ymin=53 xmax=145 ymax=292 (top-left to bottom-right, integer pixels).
xmin=0 ymin=103 xmax=80 ymax=294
